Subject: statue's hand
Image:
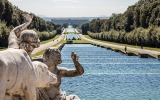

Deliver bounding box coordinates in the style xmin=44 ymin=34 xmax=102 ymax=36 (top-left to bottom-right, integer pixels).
xmin=71 ymin=52 xmax=79 ymax=61
xmin=23 ymin=14 xmax=33 ymax=23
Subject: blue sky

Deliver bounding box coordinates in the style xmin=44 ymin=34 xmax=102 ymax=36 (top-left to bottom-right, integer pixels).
xmin=9 ymin=0 xmax=139 ymax=17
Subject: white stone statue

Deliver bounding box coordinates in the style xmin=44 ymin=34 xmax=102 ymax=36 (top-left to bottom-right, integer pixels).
xmin=8 ymin=14 xmax=40 ymax=56
xmin=38 ymin=48 xmax=84 ymax=100
xmin=0 ymin=14 xmax=57 ymax=100
xmin=6 ymin=13 xmax=84 ymax=100
xmin=0 ymin=48 xmax=57 ymax=100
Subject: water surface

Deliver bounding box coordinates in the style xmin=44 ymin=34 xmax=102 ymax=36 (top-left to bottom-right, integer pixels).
xmin=66 ymin=28 xmax=76 ymax=33
xmin=66 ymin=34 xmax=78 ymax=40
xmin=60 ymin=44 xmax=160 ymax=100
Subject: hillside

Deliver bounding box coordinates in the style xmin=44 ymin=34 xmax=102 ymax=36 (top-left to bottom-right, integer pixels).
xmin=82 ymin=0 xmax=160 ymax=47
xmin=0 ymin=0 xmax=56 ymax=47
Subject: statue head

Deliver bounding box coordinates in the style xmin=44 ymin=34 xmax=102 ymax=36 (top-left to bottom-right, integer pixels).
xmin=18 ymin=30 xmax=40 ymax=55
xmin=43 ymin=48 xmax=62 ymax=67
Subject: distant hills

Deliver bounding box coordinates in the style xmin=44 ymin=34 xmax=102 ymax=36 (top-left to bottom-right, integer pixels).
xmin=41 ymin=17 xmax=109 ymax=22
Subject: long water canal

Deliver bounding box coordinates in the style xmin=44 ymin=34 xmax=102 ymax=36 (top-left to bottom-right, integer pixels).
xmin=60 ymin=44 xmax=160 ymax=100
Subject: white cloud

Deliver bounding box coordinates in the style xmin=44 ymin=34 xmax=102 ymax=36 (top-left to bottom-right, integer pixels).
xmin=8 ymin=0 xmax=139 ymax=17
xmin=8 ymin=0 xmax=22 ymax=1
xmin=51 ymin=0 xmax=80 ymax=3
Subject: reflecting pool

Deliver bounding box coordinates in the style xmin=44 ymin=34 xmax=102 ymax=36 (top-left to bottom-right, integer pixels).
xmin=60 ymin=44 xmax=160 ymax=100
xmin=66 ymin=34 xmax=78 ymax=40
xmin=66 ymin=28 xmax=75 ymax=33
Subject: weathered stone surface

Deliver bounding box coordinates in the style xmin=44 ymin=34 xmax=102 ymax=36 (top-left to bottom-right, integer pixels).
xmin=2 ymin=14 xmax=57 ymax=100
xmin=8 ymin=14 xmax=40 ymax=56
xmin=5 ymin=13 xmax=83 ymax=100
xmin=0 ymin=48 xmax=57 ymax=100
xmin=38 ymin=48 xmax=84 ymax=100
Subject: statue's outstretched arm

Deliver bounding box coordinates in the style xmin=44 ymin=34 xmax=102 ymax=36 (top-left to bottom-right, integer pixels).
xmin=60 ymin=52 xmax=84 ymax=77
xmin=8 ymin=14 xmax=33 ymax=48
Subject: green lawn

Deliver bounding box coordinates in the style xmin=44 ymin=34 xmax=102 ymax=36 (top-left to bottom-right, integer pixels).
xmin=52 ymin=40 xmax=66 ymax=47
xmin=40 ymin=35 xmax=60 ymax=44
xmin=31 ymin=35 xmax=90 ymax=57
xmin=0 ymin=35 xmax=61 ymax=52
xmin=72 ymin=40 xmax=90 ymax=44
xmin=84 ymin=35 xmax=160 ymax=52
xmin=32 ymin=35 xmax=66 ymax=57
xmin=31 ymin=50 xmax=45 ymax=57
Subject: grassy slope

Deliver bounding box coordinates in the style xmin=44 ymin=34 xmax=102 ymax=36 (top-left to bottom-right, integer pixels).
xmin=0 ymin=35 xmax=60 ymax=51
xmin=84 ymin=35 xmax=160 ymax=52
xmin=31 ymin=35 xmax=66 ymax=57
xmin=40 ymin=35 xmax=60 ymax=44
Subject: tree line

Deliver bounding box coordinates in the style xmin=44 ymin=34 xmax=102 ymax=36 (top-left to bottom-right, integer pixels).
xmin=0 ymin=0 xmax=57 ymax=47
xmin=82 ymin=0 xmax=160 ymax=47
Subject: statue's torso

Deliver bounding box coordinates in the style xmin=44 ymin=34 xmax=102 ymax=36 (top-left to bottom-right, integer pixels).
xmin=45 ymin=69 xmax=62 ymax=99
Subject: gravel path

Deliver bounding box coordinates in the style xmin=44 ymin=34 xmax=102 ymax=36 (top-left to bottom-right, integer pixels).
xmin=32 ymin=34 xmax=65 ymax=54
xmin=79 ymin=34 xmax=160 ymax=56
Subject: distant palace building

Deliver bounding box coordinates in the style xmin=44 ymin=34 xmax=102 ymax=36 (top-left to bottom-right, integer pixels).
xmin=51 ymin=18 xmax=89 ymax=25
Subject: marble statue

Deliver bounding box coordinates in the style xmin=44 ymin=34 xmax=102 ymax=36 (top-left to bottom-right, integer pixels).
xmin=0 ymin=14 xmax=57 ymax=100
xmin=0 ymin=48 xmax=57 ymax=100
xmin=39 ymin=48 xmax=84 ymax=100
xmin=5 ymin=13 xmax=84 ymax=100
xmin=8 ymin=14 xmax=40 ymax=56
